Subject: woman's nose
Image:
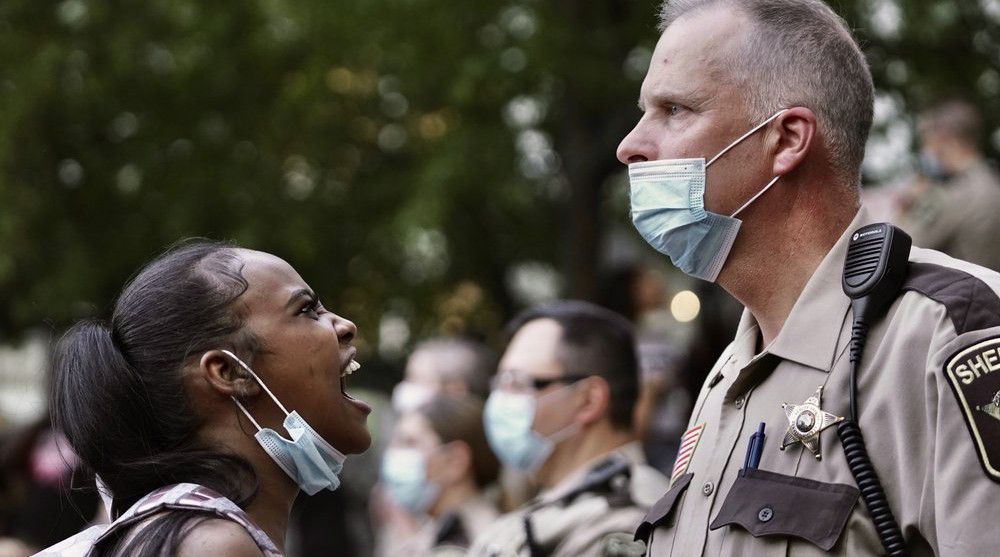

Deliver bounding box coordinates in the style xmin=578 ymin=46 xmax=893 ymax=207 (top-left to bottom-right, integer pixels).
xmin=333 ymin=314 xmax=357 ymax=343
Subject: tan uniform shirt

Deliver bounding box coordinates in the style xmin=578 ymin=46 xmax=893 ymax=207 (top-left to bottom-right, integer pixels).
xmin=470 ymin=441 xmax=669 ymax=557
xmin=640 ymin=208 xmax=1000 ymax=555
xmin=907 ymin=160 xmax=1000 ymax=271
xmin=377 ymin=493 xmax=499 ymax=557
xmin=426 ymin=493 xmax=500 ymax=556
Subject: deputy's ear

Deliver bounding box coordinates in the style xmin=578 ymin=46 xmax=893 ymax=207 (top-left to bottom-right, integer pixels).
xmin=770 ymin=107 xmax=817 ymax=177
xmin=199 ymin=350 xmax=260 ymax=399
xmin=575 ymin=376 xmax=611 ymax=427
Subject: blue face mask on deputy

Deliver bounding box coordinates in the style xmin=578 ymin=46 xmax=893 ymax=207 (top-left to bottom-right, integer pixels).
xmin=483 ymin=387 xmax=580 ymax=473
xmin=222 ymin=350 xmax=348 ymax=495
xmin=628 ymin=109 xmax=787 ymax=282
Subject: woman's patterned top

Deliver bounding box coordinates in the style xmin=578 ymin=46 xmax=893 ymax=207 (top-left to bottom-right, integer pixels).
xmin=35 ymin=483 xmax=283 ymax=556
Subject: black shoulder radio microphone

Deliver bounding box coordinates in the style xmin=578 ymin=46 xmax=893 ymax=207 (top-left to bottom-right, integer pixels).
xmin=838 ymin=222 xmax=911 ymax=557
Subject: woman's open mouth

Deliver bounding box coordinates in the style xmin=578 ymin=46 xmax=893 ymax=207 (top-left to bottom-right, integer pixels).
xmin=339 ymin=356 xmax=372 ymax=415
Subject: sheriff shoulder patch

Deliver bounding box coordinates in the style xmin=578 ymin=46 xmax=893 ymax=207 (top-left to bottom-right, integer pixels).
xmin=943 ymin=336 xmax=1000 ymax=483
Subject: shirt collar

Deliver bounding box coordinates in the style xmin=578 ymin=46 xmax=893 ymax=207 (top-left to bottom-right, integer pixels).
xmin=536 ymin=440 xmax=644 ymax=505
xmin=733 ymin=206 xmax=873 ymax=372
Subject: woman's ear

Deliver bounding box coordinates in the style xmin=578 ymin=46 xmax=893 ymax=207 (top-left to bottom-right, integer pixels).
xmin=199 ymin=350 xmax=260 ymax=399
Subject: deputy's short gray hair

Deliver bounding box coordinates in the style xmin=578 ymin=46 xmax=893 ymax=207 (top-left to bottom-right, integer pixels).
xmin=659 ymin=0 xmax=874 ymax=183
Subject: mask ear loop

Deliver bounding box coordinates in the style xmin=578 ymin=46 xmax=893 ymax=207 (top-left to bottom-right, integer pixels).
xmin=730 ymin=175 xmax=782 ymax=218
xmin=221 ymin=349 xmax=291 ymax=430
xmin=534 ymin=378 xmax=588 ymax=443
xmin=706 ymin=109 xmax=788 ymax=168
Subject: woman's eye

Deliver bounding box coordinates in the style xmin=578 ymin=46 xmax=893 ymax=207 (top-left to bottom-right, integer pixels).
xmin=299 ymin=300 xmax=320 ymax=317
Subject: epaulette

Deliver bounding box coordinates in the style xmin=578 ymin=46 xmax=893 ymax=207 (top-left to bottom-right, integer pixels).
xmin=902 ymin=262 xmax=1000 ymax=335
xmin=557 ymin=454 xmax=632 ymax=508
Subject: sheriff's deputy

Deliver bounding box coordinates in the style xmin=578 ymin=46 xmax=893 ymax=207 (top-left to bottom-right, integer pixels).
xmin=469 ymin=301 xmax=669 ymax=556
xmin=617 ymin=0 xmax=1000 ymax=555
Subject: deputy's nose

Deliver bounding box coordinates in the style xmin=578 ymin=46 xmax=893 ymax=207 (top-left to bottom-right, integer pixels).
xmin=616 ymin=123 xmax=652 ymax=165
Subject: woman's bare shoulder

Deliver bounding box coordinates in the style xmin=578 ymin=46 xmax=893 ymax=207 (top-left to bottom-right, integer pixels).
xmin=176 ymin=518 xmax=266 ymax=557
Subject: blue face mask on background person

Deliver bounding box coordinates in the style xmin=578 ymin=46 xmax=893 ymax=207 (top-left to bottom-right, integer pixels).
xmin=628 ymin=109 xmax=787 ymax=282
xmin=483 ymin=386 xmax=580 ymax=473
xmin=918 ymin=151 xmax=954 ymax=183
xmin=222 ymin=350 xmax=348 ymax=495
xmin=380 ymin=447 xmax=441 ymax=515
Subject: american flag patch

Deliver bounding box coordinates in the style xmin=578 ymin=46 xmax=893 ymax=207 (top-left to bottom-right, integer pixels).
xmin=671 ymin=423 xmax=705 ymax=484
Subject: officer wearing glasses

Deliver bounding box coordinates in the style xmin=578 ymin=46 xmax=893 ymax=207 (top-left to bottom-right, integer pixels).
xmin=469 ymin=300 xmax=669 ymax=556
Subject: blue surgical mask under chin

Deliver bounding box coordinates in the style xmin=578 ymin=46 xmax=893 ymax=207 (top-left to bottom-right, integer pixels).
xmin=222 ymin=350 xmax=348 ymax=496
xmin=380 ymin=447 xmax=441 ymax=515
xmin=483 ymin=388 xmax=580 ymax=473
xmin=628 ymin=109 xmax=787 ymax=282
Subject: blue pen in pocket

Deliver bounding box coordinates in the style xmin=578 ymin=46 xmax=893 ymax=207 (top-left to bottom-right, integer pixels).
xmin=742 ymin=422 xmax=766 ymax=474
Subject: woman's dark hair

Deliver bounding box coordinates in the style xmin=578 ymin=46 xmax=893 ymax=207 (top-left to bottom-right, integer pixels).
xmin=416 ymin=394 xmax=500 ymax=488
xmin=50 ymin=240 xmax=262 ymax=556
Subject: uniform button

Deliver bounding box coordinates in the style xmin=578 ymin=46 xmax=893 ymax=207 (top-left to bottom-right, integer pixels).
xmin=701 ymin=481 xmax=714 ymax=496
xmin=758 ymin=506 xmax=773 ymax=522
xmin=735 ymin=396 xmax=745 ymax=409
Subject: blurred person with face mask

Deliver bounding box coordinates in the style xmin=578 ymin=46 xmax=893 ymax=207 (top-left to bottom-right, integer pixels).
xmin=378 ymin=394 xmax=500 ymax=556
xmin=469 ymin=300 xmax=669 ymax=557
xmin=898 ymin=98 xmax=1000 ymax=271
xmin=390 ymin=337 xmax=495 ymax=414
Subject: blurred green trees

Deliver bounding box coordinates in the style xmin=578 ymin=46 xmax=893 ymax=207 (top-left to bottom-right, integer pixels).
xmin=0 ymin=0 xmax=997 ymax=367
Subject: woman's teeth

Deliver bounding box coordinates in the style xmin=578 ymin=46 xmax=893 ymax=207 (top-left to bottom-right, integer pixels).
xmin=340 ymin=359 xmax=361 ymax=378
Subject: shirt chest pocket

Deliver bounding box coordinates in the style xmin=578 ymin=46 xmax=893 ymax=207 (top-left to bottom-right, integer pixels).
xmin=709 ymin=469 xmax=859 ymax=552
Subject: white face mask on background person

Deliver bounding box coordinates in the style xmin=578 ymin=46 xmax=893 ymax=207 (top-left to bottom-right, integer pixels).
xmin=482 ymin=385 xmax=581 ymax=473
xmin=380 ymin=447 xmax=442 ymax=515
xmin=390 ymin=380 xmax=437 ymax=414
xmin=628 ymin=109 xmax=787 ymax=282
xmin=222 ymin=350 xmax=348 ymax=495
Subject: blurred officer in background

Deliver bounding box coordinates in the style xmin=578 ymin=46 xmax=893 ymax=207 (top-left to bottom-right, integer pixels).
xmin=618 ymin=0 xmax=1000 ymax=555
xmin=390 ymin=337 xmax=495 ymax=414
xmin=899 ymin=98 xmax=1000 ymax=270
xmin=379 ymin=394 xmax=500 ymax=556
xmin=469 ymin=300 xmax=669 ymax=556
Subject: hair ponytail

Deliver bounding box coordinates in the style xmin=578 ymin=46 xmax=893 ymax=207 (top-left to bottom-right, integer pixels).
xmin=49 ymin=241 xmax=260 ymax=555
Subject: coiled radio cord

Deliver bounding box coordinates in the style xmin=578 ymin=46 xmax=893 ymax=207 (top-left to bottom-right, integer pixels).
xmin=836 ymin=306 xmax=908 ymax=556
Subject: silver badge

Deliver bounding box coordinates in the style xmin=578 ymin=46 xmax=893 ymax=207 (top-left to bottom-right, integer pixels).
xmin=780 ymin=386 xmax=843 ymax=460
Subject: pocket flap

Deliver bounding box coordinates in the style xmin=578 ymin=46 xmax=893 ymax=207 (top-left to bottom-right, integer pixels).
xmin=634 ymin=473 xmax=693 ymax=543
xmin=708 ymin=469 xmax=859 ymax=551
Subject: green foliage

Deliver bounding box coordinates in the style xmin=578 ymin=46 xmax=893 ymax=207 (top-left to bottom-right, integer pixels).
xmin=0 ymin=0 xmax=997 ymax=366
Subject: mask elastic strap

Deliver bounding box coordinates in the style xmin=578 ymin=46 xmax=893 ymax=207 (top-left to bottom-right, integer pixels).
xmin=706 ymin=109 xmax=788 ymax=168
xmin=232 ymin=397 xmax=264 ymax=432
xmin=221 ymin=349 xmax=291 ymax=426
xmin=545 ymin=421 xmax=581 ymax=446
xmin=730 ymin=175 xmax=782 ymax=218
xmin=534 ymin=379 xmax=586 ymax=443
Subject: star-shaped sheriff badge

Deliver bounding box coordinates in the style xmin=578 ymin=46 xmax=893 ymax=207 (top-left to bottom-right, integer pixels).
xmin=780 ymin=386 xmax=844 ymax=460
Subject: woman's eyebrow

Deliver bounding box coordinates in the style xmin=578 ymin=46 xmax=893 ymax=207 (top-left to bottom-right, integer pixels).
xmin=285 ymin=288 xmax=316 ymax=309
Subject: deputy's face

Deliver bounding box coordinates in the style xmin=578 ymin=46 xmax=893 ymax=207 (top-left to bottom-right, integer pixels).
xmin=496 ymin=319 xmax=579 ymax=437
xmin=617 ymin=8 xmax=767 ymax=215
